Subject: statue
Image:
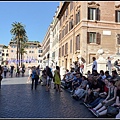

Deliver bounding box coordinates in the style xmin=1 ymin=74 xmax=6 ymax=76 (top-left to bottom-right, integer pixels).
xmin=97 ymin=48 xmax=106 ymax=62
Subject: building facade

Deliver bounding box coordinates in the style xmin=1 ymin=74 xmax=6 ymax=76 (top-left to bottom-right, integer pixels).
xmin=57 ymin=1 xmax=120 ymax=70
xmin=0 ymin=44 xmax=3 ymax=65
xmin=42 ymin=25 xmax=52 ymax=69
xmin=50 ymin=6 xmax=60 ymax=68
xmin=8 ymin=41 xmax=42 ymax=68
xmin=2 ymin=45 xmax=9 ymax=66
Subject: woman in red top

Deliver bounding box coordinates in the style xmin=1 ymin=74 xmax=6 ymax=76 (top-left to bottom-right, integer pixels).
xmin=80 ymin=63 xmax=84 ymax=74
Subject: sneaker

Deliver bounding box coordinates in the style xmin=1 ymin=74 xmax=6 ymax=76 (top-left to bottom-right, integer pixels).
xmin=87 ymin=104 xmax=92 ymax=108
xmin=70 ymin=90 xmax=73 ymax=93
xmin=83 ymin=102 xmax=88 ymax=107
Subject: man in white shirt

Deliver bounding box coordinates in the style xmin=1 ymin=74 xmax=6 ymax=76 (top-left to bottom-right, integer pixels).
xmin=92 ymin=57 xmax=97 ymax=75
xmin=107 ymin=57 xmax=112 ymax=75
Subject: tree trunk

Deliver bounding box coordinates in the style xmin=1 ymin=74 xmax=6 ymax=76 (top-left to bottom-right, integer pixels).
xmin=21 ymin=52 xmax=22 ymax=67
xmin=18 ymin=38 xmax=20 ymax=67
xmin=17 ymin=37 xmax=19 ymax=68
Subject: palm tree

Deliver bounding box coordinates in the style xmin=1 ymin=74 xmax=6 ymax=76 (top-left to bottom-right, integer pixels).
xmin=20 ymin=41 xmax=28 ymax=67
xmin=10 ymin=22 xmax=27 ymax=68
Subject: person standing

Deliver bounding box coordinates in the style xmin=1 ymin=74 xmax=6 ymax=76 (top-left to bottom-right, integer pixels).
xmin=36 ymin=65 xmax=40 ymax=84
xmin=46 ymin=66 xmax=53 ymax=91
xmin=80 ymin=63 xmax=84 ymax=75
xmin=92 ymin=57 xmax=97 ymax=75
xmin=10 ymin=66 xmax=14 ymax=78
xmin=27 ymin=68 xmax=32 ymax=83
xmin=54 ymin=66 xmax=62 ymax=92
xmin=31 ymin=66 xmax=38 ymax=90
xmin=3 ymin=66 xmax=7 ymax=78
xmin=107 ymin=57 xmax=112 ymax=75
xmin=0 ymin=65 xmax=3 ymax=89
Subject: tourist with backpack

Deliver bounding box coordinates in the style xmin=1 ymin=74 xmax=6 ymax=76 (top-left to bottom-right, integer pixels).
xmin=46 ymin=66 xmax=53 ymax=92
xmin=31 ymin=66 xmax=39 ymax=90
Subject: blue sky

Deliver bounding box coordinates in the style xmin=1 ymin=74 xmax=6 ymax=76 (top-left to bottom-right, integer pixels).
xmin=0 ymin=1 xmax=59 ymax=45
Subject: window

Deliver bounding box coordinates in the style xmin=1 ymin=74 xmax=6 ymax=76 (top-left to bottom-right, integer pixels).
xmin=52 ymin=52 xmax=55 ymax=58
xmin=32 ymin=51 xmax=34 ymax=53
xmin=117 ymin=34 xmax=120 ymax=44
xmin=7 ymin=50 xmax=8 ymax=52
xmin=39 ymin=55 xmax=41 ymax=57
xmin=2 ymin=53 xmax=4 ymax=56
xmin=2 ymin=50 xmax=4 ymax=52
xmin=66 ymin=7 xmax=68 ymax=17
xmin=70 ymin=2 xmax=73 ymax=11
xmin=60 ymin=19 xmax=62 ymax=26
xmin=6 ymin=53 xmax=9 ymax=56
xmin=11 ymin=50 xmax=13 ymax=52
xmin=29 ymin=51 xmax=31 ymax=53
xmin=59 ymin=48 xmax=61 ymax=57
xmin=62 ymin=45 xmax=64 ymax=56
xmin=65 ymin=24 xmax=68 ymax=35
xmin=59 ymin=33 xmax=61 ymax=41
xmin=76 ymin=35 xmax=80 ymax=50
xmin=89 ymin=32 xmax=96 ymax=43
xmin=69 ymin=19 xmax=73 ymax=31
xmin=87 ymin=32 xmax=101 ymax=44
xmin=88 ymin=8 xmax=100 ymax=21
xmin=63 ymin=13 xmax=65 ymax=22
xmin=38 ymin=50 xmax=42 ymax=53
xmin=65 ymin=42 xmax=68 ymax=55
xmin=62 ymin=29 xmax=65 ymax=38
xmin=76 ymin=11 xmax=80 ymax=24
xmin=115 ymin=10 xmax=120 ymax=22
xmin=70 ymin=40 xmax=72 ymax=53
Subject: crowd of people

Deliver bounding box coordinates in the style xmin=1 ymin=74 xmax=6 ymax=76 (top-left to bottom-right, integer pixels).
xmin=60 ymin=57 xmax=120 ymax=118
xmin=27 ymin=65 xmax=62 ymax=92
xmin=26 ymin=56 xmax=120 ymax=118
xmin=0 ymin=56 xmax=120 ymax=118
xmin=0 ymin=65 xmax=26 ymax=78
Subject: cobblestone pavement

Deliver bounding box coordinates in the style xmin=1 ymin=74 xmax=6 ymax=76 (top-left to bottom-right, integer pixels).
xmin=0 ymin=77 xmax=95 ymax=118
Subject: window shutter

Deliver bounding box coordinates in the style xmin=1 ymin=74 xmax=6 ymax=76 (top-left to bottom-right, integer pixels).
xmin=69 ymin=21 xmax=71 ymax=31
xmin=87 ymin=32 xmax=90 ymax=44
xmin=96 ymin=8 xmax=100 ymax=21
xmin=67 ymin=43 xmax=68 ymax=54
xmin=117 ymin=34 xmax=120 ymax=44
xmin=76 ymin=36 xmax=77 ymax=51
xmin=115 ymin=10 xmax=118 ymax=22
xmin=78 ymin=11 xmax=80 ymax=22
xmin=76 ymin=13 xmax=78 ymax=24
xmin=79 ymin=35 xmax=80 ymax=50
xmin=96 ymin=33 xmax=101 ymax=44
xmin=88 ymin=8 xmax=90 ymax=20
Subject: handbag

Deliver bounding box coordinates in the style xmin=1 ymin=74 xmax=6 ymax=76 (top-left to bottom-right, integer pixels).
xmin=107 ymin=106 xmax=119 ymax=117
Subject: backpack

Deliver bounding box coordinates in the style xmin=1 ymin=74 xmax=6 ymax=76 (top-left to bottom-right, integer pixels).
xmin=114 ymin=61 xmax=118 ymax=66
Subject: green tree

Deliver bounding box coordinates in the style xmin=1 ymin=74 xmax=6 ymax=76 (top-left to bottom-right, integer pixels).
xmin=20 ymin=39 xmax=28 ymax=67
xmin=10 ymin=22 xmax=27 ymax=67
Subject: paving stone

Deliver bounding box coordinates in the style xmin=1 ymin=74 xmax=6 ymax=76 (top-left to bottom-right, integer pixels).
xmin=0 ymin=77 xmax=95 ymax=118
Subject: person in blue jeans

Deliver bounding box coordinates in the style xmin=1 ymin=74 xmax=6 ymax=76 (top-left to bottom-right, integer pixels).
xmin=31 ymin=66 xmax=38 ymax=90
xmin=87 ymin=79 xmax=109 ymax=108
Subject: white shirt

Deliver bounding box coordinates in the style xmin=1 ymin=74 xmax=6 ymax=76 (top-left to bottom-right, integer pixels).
xmin=107 ymin=60 xmax=111 ymax=67
xmin=4 ymin=67 xmax=7 ymax=72
xmin=92 ymin=60 xmax=97 ymax=70
xmin=29 ymin=69 xmax=32 ymax=75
